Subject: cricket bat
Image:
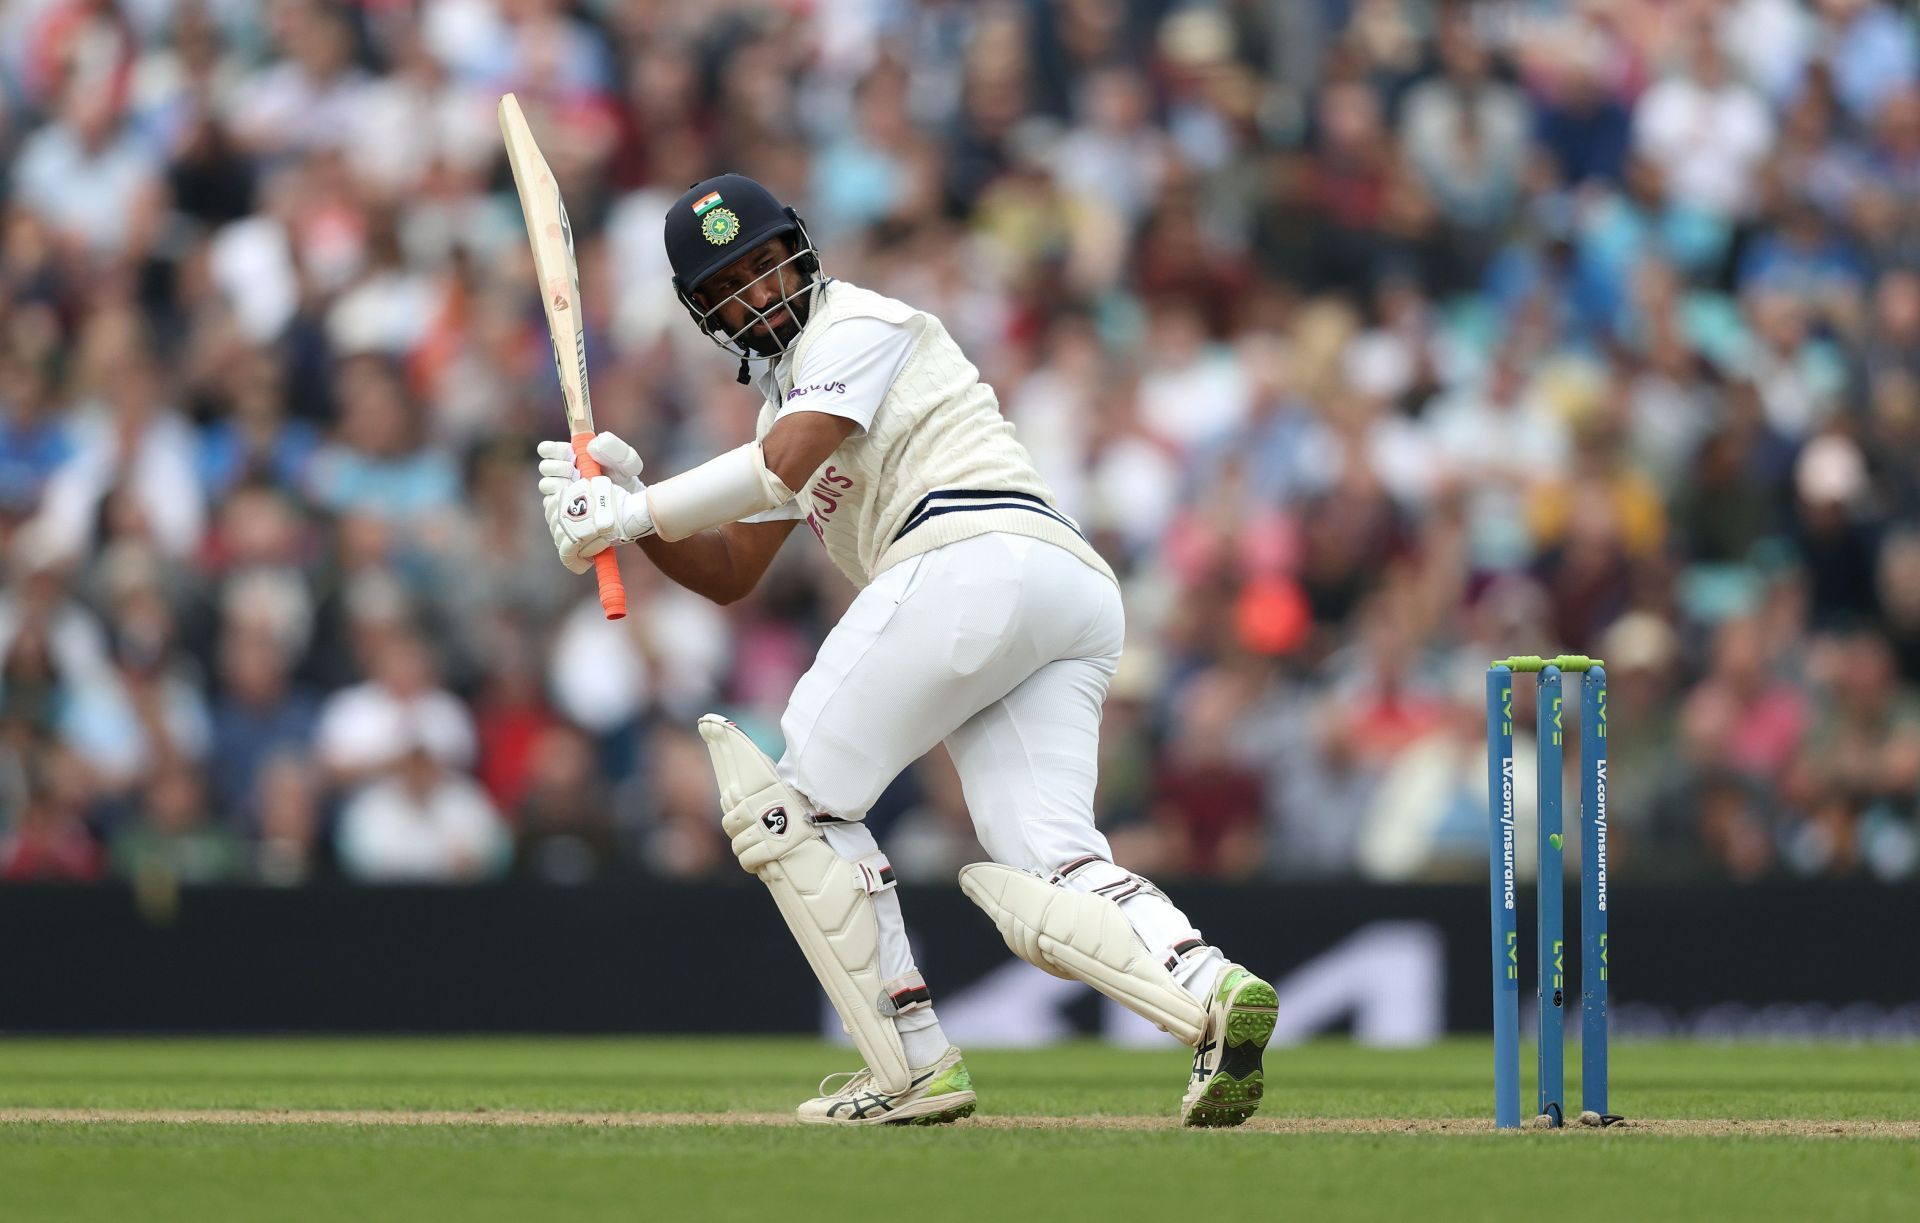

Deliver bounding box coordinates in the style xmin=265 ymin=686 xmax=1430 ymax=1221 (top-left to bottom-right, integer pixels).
xmin=499 ymin=92 xmax=627 ymax=620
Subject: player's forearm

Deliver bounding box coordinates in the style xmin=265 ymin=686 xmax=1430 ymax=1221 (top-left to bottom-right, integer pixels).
xmin=635 ymin=529 xmax=751 ymax=604
xmin=636 ymin=519 xmax=797 ymax=605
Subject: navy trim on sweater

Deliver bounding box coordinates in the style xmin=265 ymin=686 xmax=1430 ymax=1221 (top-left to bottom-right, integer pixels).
xmin=891 ymin=488 xmax=1083 ymax=545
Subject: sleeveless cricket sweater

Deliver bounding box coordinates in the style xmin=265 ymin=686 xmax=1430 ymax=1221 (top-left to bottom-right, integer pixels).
xmin=754 ymin=280 xmax=1116 ymax=591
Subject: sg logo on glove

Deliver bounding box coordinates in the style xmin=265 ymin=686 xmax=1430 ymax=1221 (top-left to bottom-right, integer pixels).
xmin=566 ymin=493 xmax=590 ymax=520
xmin=762 ymin=807 xmax=789 ymax=835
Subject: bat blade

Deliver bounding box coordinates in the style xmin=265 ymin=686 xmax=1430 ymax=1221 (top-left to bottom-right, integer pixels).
xmin=500 ymin=93 xmax=626 ymax=620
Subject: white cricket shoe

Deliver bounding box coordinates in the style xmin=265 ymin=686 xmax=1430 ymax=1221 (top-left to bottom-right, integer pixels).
xmin=795 ymin=1045 xmax=977 ymax=1126
xmin=1181 ymin=964 xmax=1278 ymax=1127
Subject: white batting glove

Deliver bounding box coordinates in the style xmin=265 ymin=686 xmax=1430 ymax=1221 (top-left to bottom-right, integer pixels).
xmin=552 ymin=474 xmax=655 ymax=568
xmin=538 ymin=433 xmax=651 ymax=574
xmin=542 ymin=489 xmax=595 ymax=574
xmin=536 ymin=433 xmax=646 ymax=498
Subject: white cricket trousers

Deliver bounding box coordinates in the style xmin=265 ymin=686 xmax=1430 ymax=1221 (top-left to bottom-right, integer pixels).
xmin=773 ymin=532 xmax=1223 ymax=1065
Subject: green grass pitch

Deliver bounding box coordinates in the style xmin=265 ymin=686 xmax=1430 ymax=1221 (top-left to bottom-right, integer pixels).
xmin=2 ymin=1038 xmax=1916 ymax=1222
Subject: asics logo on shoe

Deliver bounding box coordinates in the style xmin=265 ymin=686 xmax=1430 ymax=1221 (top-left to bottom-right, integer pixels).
xmin=1191 ymin=1038 xmax=1216 ymax=1083
xmin=827 ymin=1067 xmax=937 ymax=1119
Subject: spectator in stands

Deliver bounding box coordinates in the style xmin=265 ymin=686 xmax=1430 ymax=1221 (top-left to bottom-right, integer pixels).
xmin=314 ymin=631 xmax=474 ymax=788
xmin=1151 ymin=665 xmax=1265 ymax=878
xmin=1400 ymin=7 xmax=1529 ymax=242
xmin=1796 ymin=0 xmax=1919 ymax=126
xmin=514 ymin=723 xmax=616 ymax=885
xmin=1532 ymin=35 xmax=1632 ymax=189
xmin=1681 ymin=613 xmax=1811 ymax=789
xmin=304 ymin=355 xmax=461 ymax=536
xmin=1427 ymin=346 xmax=1570 ymax=574
xmin=109 ymin=761 xmax=242 ymax=885
xmin=10 ymin=81 xmax=162 ymax=261
xmin=226 ymin=0 xmax=370 ymax=159
xmin=1632 ymin=31 xmax=1775 ymax=220
xmin=34 ymin=313 xmax=205 ymax=562
xmin=1878 ymin=531 xmax=1920 ymax=685
xmin=335 ymin=732 xmax=508 ymax=884
xmin=251 ymin=753 xmax=325 ymax=886
xmin=208 ymin=624 xmax=318 ymax=826
xmin=0 ymin=353 xmax=72 ymax=516
xmin=1783 ymin=629 xmax=1920 ymax=877
xmin=631 ymin=722 xmax=729 ymax=878
xmin=1792 ymin=433 xmax=1886 ymax=630
xmin=60 ymin=567 xmax=209 ymax=800
xmin=0 ymin=746 xmax=102 ymax=883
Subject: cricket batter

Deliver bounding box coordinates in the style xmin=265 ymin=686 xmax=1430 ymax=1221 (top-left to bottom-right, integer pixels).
xmin=536 ymin=175 xmax=1275 ymax=1127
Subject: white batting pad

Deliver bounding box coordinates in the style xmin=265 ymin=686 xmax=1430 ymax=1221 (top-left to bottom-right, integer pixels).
xmin=698 ymin=714 xmax=912 ymax=1093
xmin=958 ymin=862 xmax=1209 ymax=1047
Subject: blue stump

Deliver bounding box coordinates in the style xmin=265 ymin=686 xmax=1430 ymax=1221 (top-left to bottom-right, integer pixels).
xmin=1581 ymin=667 xmax=1610 ymax=1117
xmin=1485 ymin=666 xmax=1520 ymax=1129
xmin=1536 ymin=666 xmax=1565 ymax=1125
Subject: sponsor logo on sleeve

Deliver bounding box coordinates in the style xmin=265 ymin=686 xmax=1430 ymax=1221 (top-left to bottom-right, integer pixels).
xmin=786 ymin=381 xmax=847 ymax=402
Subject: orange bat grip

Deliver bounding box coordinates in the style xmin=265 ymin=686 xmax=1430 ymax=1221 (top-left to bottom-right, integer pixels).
xmin=571 ymin=431 xmax=628 ymax=620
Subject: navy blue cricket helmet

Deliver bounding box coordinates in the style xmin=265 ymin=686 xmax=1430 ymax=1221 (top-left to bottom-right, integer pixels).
xmin=665 ymin=174 xmax=822 ymax=374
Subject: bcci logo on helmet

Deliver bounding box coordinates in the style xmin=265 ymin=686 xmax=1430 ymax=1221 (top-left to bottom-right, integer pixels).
xmin=701 ymin=207 xmax=741 ymax=246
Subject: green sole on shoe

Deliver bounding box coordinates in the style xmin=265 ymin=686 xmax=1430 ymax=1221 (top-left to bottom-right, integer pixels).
xmin=889 ymin=1100 xmax=976 ymax=1127
xmin=1186 ymin=976 xmax=1278 ymax=1129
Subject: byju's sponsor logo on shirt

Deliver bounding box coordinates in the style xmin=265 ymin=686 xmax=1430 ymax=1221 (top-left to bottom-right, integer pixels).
xmin=805 ymin=466 xmax=854 ymax=542
xmin=787 ymin=381 xmax=848 ymax=401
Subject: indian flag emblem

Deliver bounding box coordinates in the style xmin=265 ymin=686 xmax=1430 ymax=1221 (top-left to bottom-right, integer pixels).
xmin=691 ymin=191 xmax=724 ymax=216
xmin=700 ymin=207 xmax=741 ymax=246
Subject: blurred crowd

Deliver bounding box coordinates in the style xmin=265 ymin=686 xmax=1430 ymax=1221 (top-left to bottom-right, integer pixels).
xmin=3 ymin=0 xmax=1919 ymax=889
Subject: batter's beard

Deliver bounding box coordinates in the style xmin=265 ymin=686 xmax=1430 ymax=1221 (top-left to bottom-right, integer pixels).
xmin=741 ymin=287 xmax=812 ymax=356
xmin=743 ymin=316 xmax=799 ymax=355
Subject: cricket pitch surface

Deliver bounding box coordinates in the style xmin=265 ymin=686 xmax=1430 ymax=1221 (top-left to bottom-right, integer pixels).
xmin=3 ymin=1037 xmax=1913 ymax=1221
